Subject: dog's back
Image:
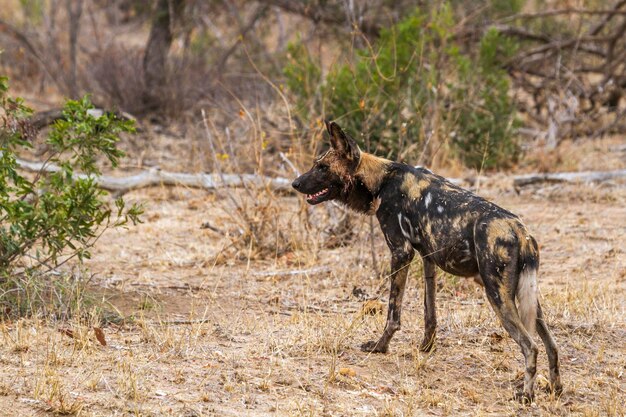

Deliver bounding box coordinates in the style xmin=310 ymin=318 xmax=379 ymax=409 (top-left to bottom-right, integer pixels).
xmin=376 ymin=164 xmax=530 ymax=274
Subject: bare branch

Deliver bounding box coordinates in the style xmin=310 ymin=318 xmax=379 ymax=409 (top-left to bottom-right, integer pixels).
xmin=256 ymin=0 xmax=381 ymax=37
xmin=499 ymin=6 xmax=626 ymax=23
xmin=0 ymin=18 xmax=61 ymax=87
xmin=215 ymin=4 xmax=269 ymax=72
xmin=589 ymin=0 xmax=626 ymax=35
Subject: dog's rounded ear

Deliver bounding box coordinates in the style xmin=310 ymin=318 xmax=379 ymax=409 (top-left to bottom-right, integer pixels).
xmin=325 ymin=120 xmax=361 ymax=164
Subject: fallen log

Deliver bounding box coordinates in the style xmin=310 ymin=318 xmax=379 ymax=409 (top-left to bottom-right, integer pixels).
xmin=512 ymin=169 xmax=626 ymax=187
xmin=14 ymin=157 xmax=292 ymax=193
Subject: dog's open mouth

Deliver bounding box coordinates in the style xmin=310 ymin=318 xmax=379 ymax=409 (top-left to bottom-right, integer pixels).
xmin=306 ymin=188 xmax=329 ymax=204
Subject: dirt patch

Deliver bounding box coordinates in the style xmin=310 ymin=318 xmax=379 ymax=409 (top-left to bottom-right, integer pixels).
xmin=1 ymin=179 xmax=625 ymax=416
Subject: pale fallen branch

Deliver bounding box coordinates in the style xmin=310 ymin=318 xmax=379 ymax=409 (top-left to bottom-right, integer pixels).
xmin=512 ymin=169 xmax=626 ymax=187
xmin=14 ymin=157 xmax=292 ymax=193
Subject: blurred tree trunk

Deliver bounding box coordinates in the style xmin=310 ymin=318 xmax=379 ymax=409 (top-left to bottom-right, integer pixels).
xmin=142 ymin=0 xmax=184 ymax=112
xmin=66 ymin=0 xmax=83 ymax=99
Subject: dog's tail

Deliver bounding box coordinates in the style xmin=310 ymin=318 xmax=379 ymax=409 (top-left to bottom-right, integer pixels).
xmin=516 ymin=266 xmax=538 ymax=334
xmin=516 ymin=237 xmax=539 ymax=335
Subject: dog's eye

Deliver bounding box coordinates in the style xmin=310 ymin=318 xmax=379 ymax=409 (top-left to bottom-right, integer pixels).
xmin=318 ymin=164 xmax=328 ymax=172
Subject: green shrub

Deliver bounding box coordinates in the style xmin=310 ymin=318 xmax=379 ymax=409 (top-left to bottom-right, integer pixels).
xmin=289 ymin=6 xmax=456 ymax=159
xmin=0 ymin=77 xmax=142 ymax=316
xmin=283 ymin=4 xmax=520 ymax=169
xmin=451 ymin=28 xmax=520 ymax=169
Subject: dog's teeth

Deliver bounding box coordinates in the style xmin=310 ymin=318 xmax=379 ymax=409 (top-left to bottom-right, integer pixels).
xmin=306 ymin=189 xmax=328 ymax=201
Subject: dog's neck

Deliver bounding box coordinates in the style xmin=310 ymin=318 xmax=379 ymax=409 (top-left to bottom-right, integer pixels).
xmin=339 ymin=152 xmax=390 ymax=214
xmin=355 ymin=152 xmax=390 ymax=192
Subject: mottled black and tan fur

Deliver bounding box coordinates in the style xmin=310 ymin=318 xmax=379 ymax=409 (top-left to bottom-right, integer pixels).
xmin=292 ymin=121 xmax=562 ymax=402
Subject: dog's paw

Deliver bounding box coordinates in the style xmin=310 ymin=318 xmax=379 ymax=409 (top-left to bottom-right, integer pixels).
xmin=360 ymin=340 xmax=388 ymax=353
xmin=549 ymin=382 xmax=563 ymax=397
xmin=541 ymin=378 xmax=563 ymax=397
xmin=419 ymin=339 xmax=436 ymax=353
xmin=513 ymin=390 xmax=534 ymax=405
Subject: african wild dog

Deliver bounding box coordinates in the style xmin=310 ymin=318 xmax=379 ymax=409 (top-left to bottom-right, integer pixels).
xmin=292 ymin=121 xmax=562 ymax=402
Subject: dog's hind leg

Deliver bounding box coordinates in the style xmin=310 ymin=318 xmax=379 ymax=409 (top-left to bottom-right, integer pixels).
xmin=536 ymin=301 xmax=562 ymax=395
xmin=475 ymin=223 xmax=538 ymax=402
xmin=497 ymin=299 xmax=538 ymax=402
xmin=420 ymin=258 xmax=437 ymax=352
xmin=482 ymin=273 xmax=539 ymax=402
xmin=361 ymin=244 xmax=414 ymax=353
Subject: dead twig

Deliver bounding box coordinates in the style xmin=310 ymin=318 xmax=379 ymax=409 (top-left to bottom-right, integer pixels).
xmin=252 ymin=266 xmax=331 ymax=278
xmin=154 ymin=319 xmax=212 ymax=325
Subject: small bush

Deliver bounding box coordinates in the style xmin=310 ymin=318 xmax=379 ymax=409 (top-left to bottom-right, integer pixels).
xmin=0 ymin=77 xmax=142 ymax=317
xmin=286 ymin=7 xmax=452 ymax=159
xmin=451 ymin=28 xmax=520 ymax=169
xmin=283 ymin=4 xmax=520 ymax=169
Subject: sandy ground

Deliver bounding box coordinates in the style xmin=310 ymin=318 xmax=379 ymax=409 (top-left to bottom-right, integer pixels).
xmin=1 ymin=169 xmax=624 ymax=416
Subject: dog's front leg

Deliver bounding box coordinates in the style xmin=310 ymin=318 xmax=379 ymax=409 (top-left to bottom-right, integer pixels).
xmin=361 ymin=246 xmax=414 ymax=353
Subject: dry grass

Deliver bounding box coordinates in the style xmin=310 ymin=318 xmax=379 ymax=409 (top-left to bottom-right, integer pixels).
xmin=1 ymin=167 xmax=624 ymax=416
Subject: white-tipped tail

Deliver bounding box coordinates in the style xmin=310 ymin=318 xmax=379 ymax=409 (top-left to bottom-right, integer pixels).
xmin=516 ymin=268 xmax=538 ymax=334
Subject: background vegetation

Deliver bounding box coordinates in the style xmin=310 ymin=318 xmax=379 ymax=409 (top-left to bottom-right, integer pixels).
xmin=2 ymin=0 xmax=626 ymax=173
